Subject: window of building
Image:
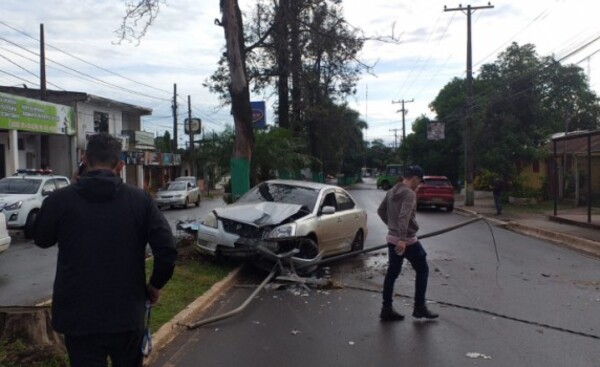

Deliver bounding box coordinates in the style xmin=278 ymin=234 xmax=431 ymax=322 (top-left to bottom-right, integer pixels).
xmin=94 ymin=111 xmax=109 ymax=133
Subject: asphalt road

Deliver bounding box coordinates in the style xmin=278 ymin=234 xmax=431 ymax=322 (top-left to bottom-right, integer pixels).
xmin=150 ymin=179 xmax=600 ymax=367
xmin=0 ymin=196 xmax=227 ymax=306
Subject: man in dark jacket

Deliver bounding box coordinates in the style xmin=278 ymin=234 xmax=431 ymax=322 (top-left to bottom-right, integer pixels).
xmin=34 ymin=133 xmax=177 ymax=367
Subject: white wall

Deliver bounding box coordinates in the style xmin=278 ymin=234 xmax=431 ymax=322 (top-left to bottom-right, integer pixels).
xmin=75 ymin=102 xmax=123 ymax=149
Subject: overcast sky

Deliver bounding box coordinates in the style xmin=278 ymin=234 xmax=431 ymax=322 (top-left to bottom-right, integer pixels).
xmin=1 ymin=0 xmax=600 ymax=148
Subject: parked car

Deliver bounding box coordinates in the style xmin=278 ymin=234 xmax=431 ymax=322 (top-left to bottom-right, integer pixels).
xmin=0 ymin=213 xmax=11 ymax=254
xmin=175 ymin=176 xmax=201 ymax=203
xmin=0 ymin=169 xmax=70 ymax=238
xmin=175 ymin=176 xmax=198 ymax=187
xmin=195 ymin=179 xmax=368 ymax=269
xmin=377 ymin=164 xmax=405 ymax=190
xmin=155 ymin=180 xmax=200 ymax=209
xmin=416 ymin=175 xmax=454 ymax=212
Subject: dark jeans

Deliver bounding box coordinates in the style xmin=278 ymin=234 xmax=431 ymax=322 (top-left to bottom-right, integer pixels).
xmin=493 ymin=193 xmax=502 ymax=214
xmin=382 ymin=241 xmax=429 ymax=308
xmin=64 ymin=330 xmax=144 ymax=367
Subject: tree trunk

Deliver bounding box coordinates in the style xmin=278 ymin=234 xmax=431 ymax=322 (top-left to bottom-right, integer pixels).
xmin=290 ymin=0 xmax=302 ymax=134
xmin=275 ymin=0 xmax=290 ymax=129
xmin=221 ymin=0 xmax=254 ymax=195
xmin=0 ymin=306 xmax=66 ymax=363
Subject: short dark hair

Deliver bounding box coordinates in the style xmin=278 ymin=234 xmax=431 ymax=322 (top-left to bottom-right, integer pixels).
xmin=86 ymin=133 xmax=122 ymax=168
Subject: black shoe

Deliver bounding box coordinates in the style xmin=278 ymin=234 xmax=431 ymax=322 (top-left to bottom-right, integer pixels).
xmin=412 ymin=305 xmax=438 ymax=319
xmin=380 ymin=307 xmax=405 ymax=321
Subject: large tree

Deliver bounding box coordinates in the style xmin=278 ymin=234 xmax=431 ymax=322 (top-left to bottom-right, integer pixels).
xmin=118 ymin=0 xmax=254 ymax=197
xmin=205 ymin=0 xmax=372 ymax=178
xmin=423 ymin=42 xmax=600 ymax=185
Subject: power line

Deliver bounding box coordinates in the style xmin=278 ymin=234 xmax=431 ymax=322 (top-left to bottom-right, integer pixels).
xmin=0 ymin=20 xmax=173 ymax=97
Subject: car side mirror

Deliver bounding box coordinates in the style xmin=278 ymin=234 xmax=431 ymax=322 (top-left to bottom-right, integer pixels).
xmin=41 ymin=189 xmax=53 ymax=196
xmin=321 ymin=205 xmax=336 ymax=215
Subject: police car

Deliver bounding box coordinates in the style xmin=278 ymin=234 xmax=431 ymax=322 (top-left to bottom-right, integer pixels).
xmin=0 ymin=169 xmax=70 ymax=238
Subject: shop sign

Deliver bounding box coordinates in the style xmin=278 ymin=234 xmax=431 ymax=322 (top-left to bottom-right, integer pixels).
xmin=0 ymin=92 xmax=75 ymax=135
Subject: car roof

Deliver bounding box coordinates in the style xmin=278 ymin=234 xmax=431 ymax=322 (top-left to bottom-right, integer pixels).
xmin=423 ymin=175 xmax=450 ymax=180
xmin=4 ymin=175 xmax=67 ymax=180
xmin=264 ymin=179 xmax=339 ymax=191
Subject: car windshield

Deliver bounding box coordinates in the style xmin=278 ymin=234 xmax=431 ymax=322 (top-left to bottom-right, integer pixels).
xmin=424 ymin=179 xmax=452 ymax=187
xmin=237 ymin=182 xmax=319 ymax=211
xmin=167 ymin=182 xmax=187 ymax=191
xmin=0 ymin=178 xmax=42 ymax=194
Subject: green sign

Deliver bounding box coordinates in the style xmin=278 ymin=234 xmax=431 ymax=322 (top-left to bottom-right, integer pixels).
xmin=0 ymin=92 xmax=75 ymax=135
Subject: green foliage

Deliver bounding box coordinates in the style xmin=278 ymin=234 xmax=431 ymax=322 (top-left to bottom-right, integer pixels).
xmin=473 ymin=169 xmax=497 ymax=190
xmin=251 ymin=127 xmax=314 ymax=183
xmin=399 ymin=114 xmax=463 ymax=185
xmin=155 ymin=130 xmax=172 ymax=153
xmin=509 ymin=175 xmax=543 ymax=199
xmin=145 ymin=248 xmax=234 ymax=333
xmin=427 ymin=42 xmax=600 ymax=186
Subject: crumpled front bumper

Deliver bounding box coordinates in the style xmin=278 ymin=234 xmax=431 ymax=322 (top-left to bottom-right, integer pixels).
xmin=195 ymin=222 xmax=323 ymax=267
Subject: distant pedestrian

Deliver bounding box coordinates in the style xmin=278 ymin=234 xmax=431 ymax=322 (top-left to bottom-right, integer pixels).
xmin=34 ymin=133 xmax=177 ymax=367
xmin=377 ymin=165 xmax=438 ymax=321
xmin=492 ymin=177 xmax=504 ymax=215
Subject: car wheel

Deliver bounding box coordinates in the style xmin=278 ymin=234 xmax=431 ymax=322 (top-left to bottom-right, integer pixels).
xmin=351 ymin=230 xmax=364 ymax=252
xmin=170 ymin=205 xmax=175 ymax=210
xmin=24 ymin=210 xmax=38 ymax=239
xmin=381 ymin=181 xmax=391 ymax=191
xmin=293 ymin=238 xmax=319 ymax=274
xmin=447 ymin=204 xmax=454 ymax=212
xmin=182 ymin=197 xmax=189 ymax=209
xmin=195 ymin=195 xmax=200 ymax=207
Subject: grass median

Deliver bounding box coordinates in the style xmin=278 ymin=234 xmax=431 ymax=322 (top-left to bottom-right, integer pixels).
xmin=0 ymin=239 xmax=235 ymax=367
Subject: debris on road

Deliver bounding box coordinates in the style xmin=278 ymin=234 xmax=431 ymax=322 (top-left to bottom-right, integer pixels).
xmin=466 ymin=352 xmax=492 ymax=360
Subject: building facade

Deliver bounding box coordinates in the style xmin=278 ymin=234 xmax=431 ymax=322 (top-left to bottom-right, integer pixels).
xmin=0 ymin=87 xmax=179 ymax=189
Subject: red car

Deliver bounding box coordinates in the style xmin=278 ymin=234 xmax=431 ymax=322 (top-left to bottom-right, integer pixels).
xmin=416 ymin=176 xmax=454 ymax=212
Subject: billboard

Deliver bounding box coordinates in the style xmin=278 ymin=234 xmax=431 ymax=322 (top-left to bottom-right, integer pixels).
xmin=427 ymin=121 xmax=445 ymax=140
xmin=0 ymin=92 xmax=75 ymax=135
xmin=250 ymin=101 xmax=266 ymax=129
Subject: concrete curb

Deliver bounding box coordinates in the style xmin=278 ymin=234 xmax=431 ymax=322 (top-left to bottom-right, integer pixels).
xmin=454 ymin=207 xmax=600 ymax=258
xmin=143 ymin=265 xmax=243 ymax=366
xmin=502 ymin=222 xmax=600 ymax=258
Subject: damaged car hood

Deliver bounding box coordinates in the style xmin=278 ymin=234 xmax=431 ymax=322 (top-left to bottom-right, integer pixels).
xmin=215 ymin=201 xmax=305 ymax=227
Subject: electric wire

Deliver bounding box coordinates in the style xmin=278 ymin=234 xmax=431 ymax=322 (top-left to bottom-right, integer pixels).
xmin=0 ymin=20 xmax=173 ymax=97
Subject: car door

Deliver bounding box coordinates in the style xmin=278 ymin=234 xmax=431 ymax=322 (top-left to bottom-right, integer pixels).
xmin=314 ymin=190 xmax=345 ymax=255
xmin=332 ymin=189 xmax=361 ymax=253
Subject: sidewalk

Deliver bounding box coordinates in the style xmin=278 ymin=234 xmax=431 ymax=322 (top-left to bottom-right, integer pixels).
xmin=453 ymin=193 xmax=600 ymax=258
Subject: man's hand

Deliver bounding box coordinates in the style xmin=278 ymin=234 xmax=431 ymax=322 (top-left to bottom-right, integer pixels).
xmin=147 ymin=284 xmax=160 ymax=305
xmin=395 ymin=240 xmax=407 ymax=255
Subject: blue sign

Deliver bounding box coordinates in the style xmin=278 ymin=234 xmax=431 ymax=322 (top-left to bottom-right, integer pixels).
xmin=250 ymin=101 xmax=266 ymax=129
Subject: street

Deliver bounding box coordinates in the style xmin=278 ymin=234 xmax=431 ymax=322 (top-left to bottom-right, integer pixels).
xmin=1 ymin=180 xmax=598 ymax=366
xmin=149 ymin=179 xmax=600 ymax=367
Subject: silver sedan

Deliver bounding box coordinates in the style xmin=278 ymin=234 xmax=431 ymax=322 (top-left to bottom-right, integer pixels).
xmin=195 ymin=179 xmax=368 ymax=267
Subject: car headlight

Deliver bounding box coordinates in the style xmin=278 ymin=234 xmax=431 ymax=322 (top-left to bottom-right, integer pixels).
xmin=268 ymin=223 xmax=296 ymax=239
xmin=4 ymin=201 xmax=23 ymax=211
xmin=202 ymin=212 xmax=218 ymax=228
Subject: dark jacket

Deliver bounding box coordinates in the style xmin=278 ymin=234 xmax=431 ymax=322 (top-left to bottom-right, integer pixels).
xmin=34 ymin=170 xmax=177 ymax=336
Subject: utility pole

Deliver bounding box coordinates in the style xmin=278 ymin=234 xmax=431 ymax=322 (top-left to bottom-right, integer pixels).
xmin=392 ymin=99 xmax=414 ymax=142
xmin=39 ymin=24 xmax=46 ymax=100
xmin=444 ymin=3 xmax=494 ymax=206
xmin=389 ymin=128 xmax=400 ymax=150
xmin=172 ymin=83 xmax=178 ymax=153
xmin=187 ymin=95 xmax=194 ymax=177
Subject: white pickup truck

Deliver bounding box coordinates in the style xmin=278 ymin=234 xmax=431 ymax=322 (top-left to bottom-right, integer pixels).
xmin=0 ymin=170 xmax=70 ymax=238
